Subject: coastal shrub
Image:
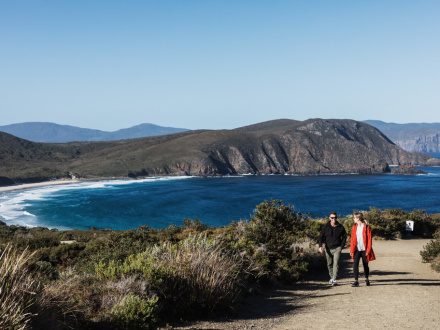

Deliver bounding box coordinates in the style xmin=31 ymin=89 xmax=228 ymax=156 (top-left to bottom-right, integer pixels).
xmin=11 ymin=231 xmax=60 ymax=251
xmin=234 ymin=199 xmax=310 ymax=283
xmin=31 ymin=270 xmax=85 ymax=329
xmin=408 ymin=209 xmax=440 ymax=237
xmin=365 ymin=207 xmax=406 ymax=238
xmin=183 ymin=217 xmax=209 ymax=231
xmin=364 ymin=208 xmax=440 ymax=239
xmin=95 ymin=233 xmax=256 ymax=319
xmin=34 ymin=260 xmax=59 ymax=282
xmin=420 ymin=229 xmax=440 ymax=272
xmin=420 ymin=239 xmax=440 ymax=263
xmin=431 ymin=255 xmax=440 ymax=272
xmin=0 ymin=245 xmax=37 ymax=330
xmin=110 ymin=295 xmax=160 ymax=329
xmin=338 ymin=215 xmax=354 ymax=236
xmin=302 ymin=218 xmax=325 ymax=241
xmin=146 ymin=234 xmax=252 ymax=318
xmin=36 ymin=270 xmax=162 ymax=328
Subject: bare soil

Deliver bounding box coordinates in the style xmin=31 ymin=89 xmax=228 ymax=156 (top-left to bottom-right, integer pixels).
xmin=165 ymin=239 xmax=440 ymax=330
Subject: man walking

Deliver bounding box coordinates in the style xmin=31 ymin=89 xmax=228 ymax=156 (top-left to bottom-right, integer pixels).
xmin=318 ymin=212 xmax=347 ymax=286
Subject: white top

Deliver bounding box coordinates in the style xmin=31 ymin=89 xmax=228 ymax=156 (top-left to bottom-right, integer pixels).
xmin=356 ymin=224 xmax=366 ymax=251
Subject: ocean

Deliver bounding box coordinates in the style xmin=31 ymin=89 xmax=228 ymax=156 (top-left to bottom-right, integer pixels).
xmin=1 ymin=153 xmax=440 ymax=230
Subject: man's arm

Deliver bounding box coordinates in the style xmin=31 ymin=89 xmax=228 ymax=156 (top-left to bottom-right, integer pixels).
xmin=318 ymin=225 xmax=325 ymax=247
xmin=341 ymin=226 xmax=347 ymax=248
xmin=318 ymin=225 xmax=325 ymax=253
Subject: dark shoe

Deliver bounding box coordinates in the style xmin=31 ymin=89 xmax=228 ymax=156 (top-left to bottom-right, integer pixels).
xmin=365 ymin=279 xmax=370 ymax=286
xmin=352 ymin=281 xmax=359 ymax=287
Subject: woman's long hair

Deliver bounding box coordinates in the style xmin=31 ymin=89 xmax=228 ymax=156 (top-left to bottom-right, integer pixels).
xmin=354 ymin=212 xmax=368 ymax=225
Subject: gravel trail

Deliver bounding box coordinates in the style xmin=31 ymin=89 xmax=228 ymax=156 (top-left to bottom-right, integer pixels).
xmin=167 ymin=239 xmax=440 ymax=330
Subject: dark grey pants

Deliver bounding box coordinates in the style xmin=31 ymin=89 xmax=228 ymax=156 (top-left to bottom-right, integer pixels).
xmin=325 ymin=246 xmax=342 ymax=280
xmin=353 ymin=250 xmax=369 ymax=280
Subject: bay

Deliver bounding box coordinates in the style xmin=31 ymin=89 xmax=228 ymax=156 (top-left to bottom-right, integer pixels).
xmin=1 ymin=164 xmax=440 ymax=230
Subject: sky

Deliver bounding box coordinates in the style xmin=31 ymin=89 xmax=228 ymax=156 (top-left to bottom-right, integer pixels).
xmin=1 ymin=1 xmax=439 ymax=131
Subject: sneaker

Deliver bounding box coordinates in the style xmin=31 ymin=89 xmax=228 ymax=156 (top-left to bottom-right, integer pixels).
xmin=351 ymin=281 xmax=359 ymax=287
xmin=329 ymin=279 xmax=334 ymax=284
xmin=332 ymin=279 xmax=337 ymax=286
xmin=365 ymin=279 xmax=370 ymax=286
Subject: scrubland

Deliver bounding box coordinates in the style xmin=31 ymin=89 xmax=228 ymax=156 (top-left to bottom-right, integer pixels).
xmin=1 ymin=201 xmax=439 ymax=329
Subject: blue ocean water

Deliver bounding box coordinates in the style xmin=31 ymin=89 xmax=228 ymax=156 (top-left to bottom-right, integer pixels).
xmin=1 ymin=163 xmax=440 ymax=230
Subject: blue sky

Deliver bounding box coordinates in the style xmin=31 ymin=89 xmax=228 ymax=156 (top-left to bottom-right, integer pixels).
xmin=1 ymin=1 xmax=439 ymax=131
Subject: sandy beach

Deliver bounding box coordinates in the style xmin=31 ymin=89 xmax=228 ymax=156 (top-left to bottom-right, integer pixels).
xmin=0 ymin=179 xmax=83 ymax=193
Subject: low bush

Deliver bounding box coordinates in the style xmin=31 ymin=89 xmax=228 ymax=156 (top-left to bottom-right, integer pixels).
xmin=420 ymin=229 xmax=440 ymax=272
xmin=111 ymin=295 xmax=160 ymax=329
xmin=95 ymin=233 xmax=258 ymax=319
xmin=220 ymin=199 xmax=313 ymax=283
xmin=430 ymin=255 xmax=440 ymax=272
xmin=365 ymin=207 xmax=440 ymax=239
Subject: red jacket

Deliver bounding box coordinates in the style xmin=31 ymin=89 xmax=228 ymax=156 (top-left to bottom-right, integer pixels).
xmin=350 ymin=224 xmax=376 ymax=262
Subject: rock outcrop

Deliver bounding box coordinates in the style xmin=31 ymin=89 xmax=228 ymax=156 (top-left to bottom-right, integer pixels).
xmin=390 ymin=164 xmax=426 ymax=175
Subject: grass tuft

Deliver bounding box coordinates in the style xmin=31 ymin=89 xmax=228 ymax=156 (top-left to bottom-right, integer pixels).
xmin=0 ymin=244 xmax=37 ymax=330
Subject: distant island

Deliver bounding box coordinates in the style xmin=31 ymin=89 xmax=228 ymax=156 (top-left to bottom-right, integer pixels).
xmin=1 ymin=118 xmax=439 ymax=185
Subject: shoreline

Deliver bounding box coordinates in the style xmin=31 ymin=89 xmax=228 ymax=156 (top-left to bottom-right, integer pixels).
xmin=0 ymin=176 xmax=190 ymax=193
xmin=0 ymin=179 xmax=84 ymax=193
xmin=0 ymin=167 xmax=438 ymax=193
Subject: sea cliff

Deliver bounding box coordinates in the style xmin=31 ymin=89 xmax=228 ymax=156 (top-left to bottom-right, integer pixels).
xmin=1 ymin=118 xmax=439 ymax=184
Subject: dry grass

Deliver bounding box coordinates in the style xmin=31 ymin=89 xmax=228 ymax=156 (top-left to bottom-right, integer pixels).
xmin=0 ymin=245 xmax=37 ymax=330
xmin=122 ymin=234 xmax=262 ymax=317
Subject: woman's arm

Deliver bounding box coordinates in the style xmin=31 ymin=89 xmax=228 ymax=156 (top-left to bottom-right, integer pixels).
xmin=365 ymin=225 xmax=372 ymax=255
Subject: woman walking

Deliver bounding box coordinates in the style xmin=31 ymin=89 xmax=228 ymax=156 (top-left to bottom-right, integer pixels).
xmin=350 ymin=212 xmax=375 ymax=287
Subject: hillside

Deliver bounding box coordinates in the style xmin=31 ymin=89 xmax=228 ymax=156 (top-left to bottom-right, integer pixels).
xmin=1 ymin=119 xmax=439 ymax=184
xmin=0 ymin=122 xmax=189 ymax=143
xmin=364 ymin=120 xmax=440 ymax=152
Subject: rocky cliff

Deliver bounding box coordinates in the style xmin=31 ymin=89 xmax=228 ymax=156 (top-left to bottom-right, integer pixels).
xmin=1 ymin=119 xmax=439 ymax=184
xmin=197 ymin=119 xmax=435 ymax=176
xmin=364 ymin=120 xmax=440 ymax=153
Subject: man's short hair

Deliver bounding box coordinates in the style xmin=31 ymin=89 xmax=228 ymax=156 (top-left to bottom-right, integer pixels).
xmin=330 ymin=212 xmax=337 ymax=217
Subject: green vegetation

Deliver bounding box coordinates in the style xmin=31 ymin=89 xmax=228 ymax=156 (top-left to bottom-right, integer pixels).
xmin=364 ymin=207 xmax=440 ymax=239
xmin=420 ymin=228 xmax=440 ymax=272
xmin=1 ymin=202 xmax=440 ymax=329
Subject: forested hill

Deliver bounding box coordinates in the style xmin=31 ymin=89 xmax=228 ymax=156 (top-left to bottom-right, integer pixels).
xmin=1 ymin=119 xmax=439 ymax=184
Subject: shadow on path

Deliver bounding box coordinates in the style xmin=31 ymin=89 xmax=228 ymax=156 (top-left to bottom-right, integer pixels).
xmin=170 ymin=255 xmax=340 ymax=328
xmin=169 ymin=247 xmax=440 ymax=329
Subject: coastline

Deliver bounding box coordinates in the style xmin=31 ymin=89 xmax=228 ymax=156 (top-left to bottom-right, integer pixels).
xmin=0 ymin=179 xmax=84 ymax=193
xmin=0 ymin=176 xmax=181 ymax=193
xmin=0 ymin=166 xmax=437 ymax=194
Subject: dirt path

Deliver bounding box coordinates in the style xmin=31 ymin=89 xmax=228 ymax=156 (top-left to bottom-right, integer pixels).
xmin=169 ymin=239 xmax=440 ymax=330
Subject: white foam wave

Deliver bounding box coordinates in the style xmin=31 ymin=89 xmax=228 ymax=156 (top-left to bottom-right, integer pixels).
xmin=23 ymin=211 xmax=36 ymax=217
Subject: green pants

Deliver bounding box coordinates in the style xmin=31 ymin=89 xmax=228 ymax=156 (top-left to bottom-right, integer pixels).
xmin=325 ymin=246 xmax=342 ymax=280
